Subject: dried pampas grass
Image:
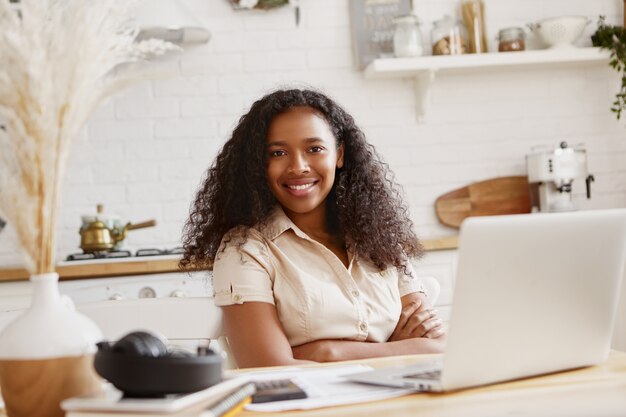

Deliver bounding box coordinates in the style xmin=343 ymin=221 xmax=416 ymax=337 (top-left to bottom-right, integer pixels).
xmin=0 ymin=0 xmax=178 ymax=274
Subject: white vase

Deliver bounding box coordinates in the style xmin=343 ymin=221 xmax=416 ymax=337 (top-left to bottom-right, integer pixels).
xmin=0 ymin=272 xmax=103 ymax=417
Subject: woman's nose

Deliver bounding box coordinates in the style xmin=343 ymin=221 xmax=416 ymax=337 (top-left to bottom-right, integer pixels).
xmin=288 ymin=153 xmax=310 ymax=174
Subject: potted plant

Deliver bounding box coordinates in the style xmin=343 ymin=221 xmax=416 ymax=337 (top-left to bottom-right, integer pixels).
xmin=0 ymin=1 xmax=177 ymax=416
xmin=591 ymin=16 xmax=626 ymax=120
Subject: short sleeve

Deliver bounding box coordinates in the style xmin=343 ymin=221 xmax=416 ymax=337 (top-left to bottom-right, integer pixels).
xmin=212 ymin=230 xmax=275 ymax=306
xmin=397 ymin=261 xmax=425 ymax=297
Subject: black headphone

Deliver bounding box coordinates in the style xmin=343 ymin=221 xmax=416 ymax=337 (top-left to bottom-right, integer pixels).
xmin=109 ymin=330 xmax=205 ymax=358
xmin=110 ymin=331 xmax=169 ymax=357
xmin=94 ymin=330 xmax=222 ymax=398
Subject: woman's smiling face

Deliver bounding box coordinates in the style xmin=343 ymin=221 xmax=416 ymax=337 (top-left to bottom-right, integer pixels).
xmin=266 ymin=106 xmax=344 ymax=218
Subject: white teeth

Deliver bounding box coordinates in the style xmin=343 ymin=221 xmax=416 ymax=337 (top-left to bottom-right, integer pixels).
xmin=287 ymin=183 xmax=314 ymax=191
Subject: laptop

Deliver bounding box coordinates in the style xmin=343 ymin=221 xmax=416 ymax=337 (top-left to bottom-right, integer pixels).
xmin=348 ymin=209 xmax=626 ymax=392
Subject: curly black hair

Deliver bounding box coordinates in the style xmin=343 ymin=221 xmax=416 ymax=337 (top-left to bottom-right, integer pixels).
xmin=180 ymin=88 xmax=423 ymax=272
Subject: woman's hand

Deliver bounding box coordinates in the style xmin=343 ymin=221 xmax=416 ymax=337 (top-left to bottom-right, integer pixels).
xmin=389 ymin=292 xmax=445 ymax=341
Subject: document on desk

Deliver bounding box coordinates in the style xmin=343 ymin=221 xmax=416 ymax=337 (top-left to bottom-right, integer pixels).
xmin=237 ymin=364 xmax=416 ymax=412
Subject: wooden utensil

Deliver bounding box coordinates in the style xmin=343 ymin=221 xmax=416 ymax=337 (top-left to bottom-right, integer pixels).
xmin=435 ymin=176 xmax=532 ymax=228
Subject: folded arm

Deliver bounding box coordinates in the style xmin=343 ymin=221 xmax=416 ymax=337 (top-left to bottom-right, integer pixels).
xmin=223 ymin=292 xmax=446 ymax=367
xmin=223 ymin=301 xmax=444 ymax=367
xmin=292 ymin=292 xmax=446 ymax=362
xmin=222 ymin=301 xmax=315 ymax=368
xmin=292 ymin=336 xmax=445 ymax=362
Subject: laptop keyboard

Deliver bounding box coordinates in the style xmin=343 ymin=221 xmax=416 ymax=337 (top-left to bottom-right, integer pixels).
xmin=403 ymin=370 xmax=442 ymax=380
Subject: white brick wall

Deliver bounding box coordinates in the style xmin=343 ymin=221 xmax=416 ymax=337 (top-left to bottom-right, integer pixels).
xmin=0 ymin=0 xmax=625 ymax=266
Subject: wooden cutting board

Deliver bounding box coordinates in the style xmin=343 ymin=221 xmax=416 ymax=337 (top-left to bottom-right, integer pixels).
xmin=435 ymin=176 xmax=532 ymax=229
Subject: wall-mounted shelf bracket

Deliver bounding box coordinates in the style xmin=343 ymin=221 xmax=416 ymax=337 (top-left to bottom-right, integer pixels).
xmin=415 ymin=70 xmax=437 ymax=122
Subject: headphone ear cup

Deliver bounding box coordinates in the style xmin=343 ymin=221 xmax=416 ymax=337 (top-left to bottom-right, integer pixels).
xmin=165 ymin=347 xmax=194 ymax=358
xmin=112 ymin=331 xmax=168 ymax=358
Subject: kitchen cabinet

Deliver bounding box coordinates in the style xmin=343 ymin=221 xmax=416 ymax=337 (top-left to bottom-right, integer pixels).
xmin=0 ymin=236 xmax=457 ymax=307
xmin=0 ymin=269 xmax=213 ymax=322
xmin=0 ymin=239 xmax=459 ymax=341
xmin=364 ymin=47 xmax=611 ymax=120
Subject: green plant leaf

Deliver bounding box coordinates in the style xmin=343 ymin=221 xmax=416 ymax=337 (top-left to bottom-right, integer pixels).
xmin=592 ymin=16 xmax=626 ymax=121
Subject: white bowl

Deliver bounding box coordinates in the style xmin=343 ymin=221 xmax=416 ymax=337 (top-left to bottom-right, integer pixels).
xmin=527 ymin=16 xmax=590 ymax=49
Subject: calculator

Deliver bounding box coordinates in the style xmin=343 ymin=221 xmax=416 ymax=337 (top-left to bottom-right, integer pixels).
xmin=251 ymin=379 xmax=308 ymax=403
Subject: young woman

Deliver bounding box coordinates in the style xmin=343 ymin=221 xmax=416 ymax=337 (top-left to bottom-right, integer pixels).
xmin=181 ymin=89 xmax=445 ymax=368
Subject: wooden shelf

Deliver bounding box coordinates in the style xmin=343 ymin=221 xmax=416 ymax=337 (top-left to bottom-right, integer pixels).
xmin=364 ymin=47 xmax=610 ymax=78
xmin=363 ymin=47 xmax=611 ymax=120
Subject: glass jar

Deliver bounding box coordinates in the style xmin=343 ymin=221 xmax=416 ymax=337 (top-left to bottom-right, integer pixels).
xmin=497 ymin=27 xmax=526 ymax=52
xmin=431 ymin=15 xmax=468 ymax=55
xmin=460 ymin=0 xmax=488 ymax=53
xmin=393 ymin=14 xmax=423 ymax=58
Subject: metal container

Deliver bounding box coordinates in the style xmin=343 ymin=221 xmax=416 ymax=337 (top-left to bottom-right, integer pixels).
xmin=79 ymin=204 xmax=156 ymax=253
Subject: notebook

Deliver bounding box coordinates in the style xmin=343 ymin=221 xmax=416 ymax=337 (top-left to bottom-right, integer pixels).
xmin=61 ymin=377 xmax=250 ymax=414
xmin=348 ymin=209 xmax=626 ymax=392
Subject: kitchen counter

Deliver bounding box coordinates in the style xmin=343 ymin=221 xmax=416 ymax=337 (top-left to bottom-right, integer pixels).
xmin=0 ymin=255 xmax=182 ymax=282
xmin=422 ymin=235 xmax=458 ymax=251
xmin=0 ymin=236 xmax=458 ymax=282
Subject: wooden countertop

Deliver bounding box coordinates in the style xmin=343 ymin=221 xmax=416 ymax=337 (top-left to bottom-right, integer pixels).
xmin=0 ymin=236 xmax=458 ymax=283
xmin=0 ymin=257 xmax=183 ymax=283
xmin=235 ymin=350 xmax=626 ymax=417
xmin=422 ymin=235 xmax=458 ymax=251
xmin=2 ymin=351 xmax=625 ymax=417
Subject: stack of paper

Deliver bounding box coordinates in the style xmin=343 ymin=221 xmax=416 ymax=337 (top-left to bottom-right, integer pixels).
xmin=237 ymin=364 xmax=416 ymax=412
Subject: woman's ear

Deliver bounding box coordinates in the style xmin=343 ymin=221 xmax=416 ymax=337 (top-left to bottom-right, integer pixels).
xmin=336 ymin=143 xmax=345 ymax=169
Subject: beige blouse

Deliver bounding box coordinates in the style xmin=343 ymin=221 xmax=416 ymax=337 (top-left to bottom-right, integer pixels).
xmin=212 ymin=207 xmax=424 ymax=347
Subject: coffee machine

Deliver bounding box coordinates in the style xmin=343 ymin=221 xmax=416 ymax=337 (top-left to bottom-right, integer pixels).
xmin=526 ymin=142 xmax=594 ymax=212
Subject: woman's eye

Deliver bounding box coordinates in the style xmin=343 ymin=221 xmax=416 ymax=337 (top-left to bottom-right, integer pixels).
xmin=270 ymin=150 xmax=286 ymax=157
xmin=309 ymin=146 xmax=324 ymax=153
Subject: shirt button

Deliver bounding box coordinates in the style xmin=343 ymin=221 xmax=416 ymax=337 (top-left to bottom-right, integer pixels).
xmin=233 ymin=294 xmax=242 ymax=302
xmin=352 ymin=290 xmax=360 ymax=297
xmin=359 ymin=322 xmax=368 ymax=332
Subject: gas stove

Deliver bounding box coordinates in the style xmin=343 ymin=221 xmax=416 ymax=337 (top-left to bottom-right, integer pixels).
xmin=65 ymin=247 xmax=184 ymax=261
xmin=55 ymin=246 xmax=210 ymax=304
xmin=0 ymin=248 xmax=208 ymax=310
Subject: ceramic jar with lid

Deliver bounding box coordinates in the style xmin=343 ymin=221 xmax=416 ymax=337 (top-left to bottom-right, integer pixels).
xmin=497 ymin=27 xmax=526 ymax=52
xmin=393 ymin=14 xmax=423 ymax=57
xmin=431 ymin=15 xmax=468 ymax=55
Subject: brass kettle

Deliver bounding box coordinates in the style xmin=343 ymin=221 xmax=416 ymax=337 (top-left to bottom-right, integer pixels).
xmin=79 ymin=205 xmax=156 ymax=253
